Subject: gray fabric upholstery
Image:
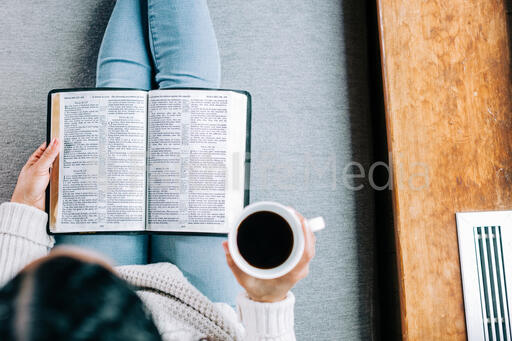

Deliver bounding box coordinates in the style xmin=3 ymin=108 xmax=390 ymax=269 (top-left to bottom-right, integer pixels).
xmin=0 ymin=1 xmax=376 ymax=339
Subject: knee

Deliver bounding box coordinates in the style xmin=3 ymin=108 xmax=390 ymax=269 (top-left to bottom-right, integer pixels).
xmin=96 ymin=58 xmax=152 ymax=90
xmin=156 ymin=65 xmax=221 ymax=89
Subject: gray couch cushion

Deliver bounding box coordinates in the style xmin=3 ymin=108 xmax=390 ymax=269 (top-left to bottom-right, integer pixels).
xmin=0 ymin=1 xmax=376 ymax=339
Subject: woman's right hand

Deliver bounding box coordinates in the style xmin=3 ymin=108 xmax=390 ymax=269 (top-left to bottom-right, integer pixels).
xmin=11 ymin=138 xmax=60 ymax=211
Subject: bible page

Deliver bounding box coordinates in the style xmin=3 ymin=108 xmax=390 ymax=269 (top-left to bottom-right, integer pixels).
xmin=147 ymin=90 xmax=247 ymax=233
xmin=49 ymin=90 xmax=147 ymax=233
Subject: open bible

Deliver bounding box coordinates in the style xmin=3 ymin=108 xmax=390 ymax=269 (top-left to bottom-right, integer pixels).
xmin=46 ymin=88 xmax=251 ymax=234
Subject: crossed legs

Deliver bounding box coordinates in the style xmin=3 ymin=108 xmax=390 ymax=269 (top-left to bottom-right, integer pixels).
xmin=56 ymin=0 xmax=241 ymax=305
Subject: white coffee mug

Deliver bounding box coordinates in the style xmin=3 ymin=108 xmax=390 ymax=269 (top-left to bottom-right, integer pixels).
xmin=228 ymin=201 xmax=325 ymax=279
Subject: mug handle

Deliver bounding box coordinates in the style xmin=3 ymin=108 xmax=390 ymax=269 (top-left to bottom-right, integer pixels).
xmin=306 ymin=216 xmax=326 ymax=232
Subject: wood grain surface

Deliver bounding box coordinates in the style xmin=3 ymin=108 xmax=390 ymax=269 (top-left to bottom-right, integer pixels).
xmin=376 ymin=0 xmax=512 ymax=339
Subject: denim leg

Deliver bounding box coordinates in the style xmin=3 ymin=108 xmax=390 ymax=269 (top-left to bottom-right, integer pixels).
xmin=54 ymin=234 xmax=149 ymax=266
xmin=96 ymin=0 xmax=153 ymax=89
xmin=147 ymin=0 xmax=221 ymax=88
xmin=150 ymin=235 xmax=242 ymax=305
xmin=146 ymin=0 xmax=241 ymax=305
xmin=56 ymin=0 xmax=151 ymax=265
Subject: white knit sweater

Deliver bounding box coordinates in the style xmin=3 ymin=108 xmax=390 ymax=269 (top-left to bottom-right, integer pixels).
xmin=0 ymin=202 xmax=296 ymax=341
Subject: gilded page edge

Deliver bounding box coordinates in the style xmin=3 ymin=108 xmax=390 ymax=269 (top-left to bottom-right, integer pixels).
xmin=49 ymin=93 xmax=60 ymax=230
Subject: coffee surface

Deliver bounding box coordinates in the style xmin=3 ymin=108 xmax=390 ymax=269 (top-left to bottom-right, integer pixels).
xmin=237 ymin=211 xmax=294 ymax=269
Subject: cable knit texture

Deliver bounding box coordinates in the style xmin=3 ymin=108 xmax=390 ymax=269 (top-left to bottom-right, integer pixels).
xmin=117 ymin=263 xmax=244 ymax=340
xmin=0 ymin=202 xmax=54 ymax=286
xmin=0 ymin=202 xmax=296 ymax=340
xmin=237 ymin=293 xmax=295 ymax=341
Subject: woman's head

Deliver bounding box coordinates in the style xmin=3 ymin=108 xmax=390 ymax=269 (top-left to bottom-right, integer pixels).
xmin=0 ymin=252 xmax=161 ymax=341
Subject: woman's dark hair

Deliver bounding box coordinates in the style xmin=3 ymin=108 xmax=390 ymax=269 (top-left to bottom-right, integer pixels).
xmin=0 ymin=256 xmax=161 ymax=341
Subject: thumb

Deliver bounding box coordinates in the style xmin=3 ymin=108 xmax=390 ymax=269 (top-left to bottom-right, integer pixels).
xmin=36 ymin=138 xmax=59 ymax=171
xmin=222 ymin=241 xmax=248 ymax=280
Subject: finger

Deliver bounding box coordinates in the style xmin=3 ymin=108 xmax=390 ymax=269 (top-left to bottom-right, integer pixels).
xmin=289 ymin=208 xmax=311 ymax=242
xmin=222 ymin=242 xmax=240 ymax=272
xmin=222 ymin=241 xmax=249 ymax=282
xmin=306 ymin=229 xmax=316 ymax=260
xmin=296 ymin=265 xmax=310 ymax=280
xmin=299 ymin=214 xmax=316 ymax=260
xmin=288 ymin=214 xmax=316 ymax=275
xmin=293 ymin=247 xmax=312 ymax=273
xmin=36 ymin=138 xmax=59 ymax=171
xmin=26 ymin=142 xmax=47 ymax=166
xmin=292 ymin=209 xmax=313 ymax=243
xmin=283 ymin=262 xmax=310 ymax=285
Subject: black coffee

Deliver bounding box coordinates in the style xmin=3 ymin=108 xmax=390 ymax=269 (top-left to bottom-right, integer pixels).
xmin=237 ymin=211 xmax=294 ymax=269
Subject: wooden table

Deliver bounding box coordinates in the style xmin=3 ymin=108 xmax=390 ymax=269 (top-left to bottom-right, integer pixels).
xmin=376 ymin=0 xmax=512 ymax=339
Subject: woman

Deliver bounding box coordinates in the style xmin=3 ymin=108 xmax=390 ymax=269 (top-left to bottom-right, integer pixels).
xmin=0 ymin=1 xmax=316 ymax=340
xmin=0 ymin=141 xmax=314 ymax=341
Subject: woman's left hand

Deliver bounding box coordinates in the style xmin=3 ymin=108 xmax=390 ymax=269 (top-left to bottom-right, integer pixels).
xmin=222 ymin=211 xmax=316 ymax=303
xmin=11 ymin=138 xmax=60 ymax=211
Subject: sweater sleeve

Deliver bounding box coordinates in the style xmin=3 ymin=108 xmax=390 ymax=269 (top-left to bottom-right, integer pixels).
xmin=237 ymin=291 xmax=296 ymax=341
xmin=0 ymin=202 xmax=54 ymax=286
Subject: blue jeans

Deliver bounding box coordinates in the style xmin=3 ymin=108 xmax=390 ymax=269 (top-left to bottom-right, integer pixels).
xmin=55 ymin=0 xmax=241 ymax=305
